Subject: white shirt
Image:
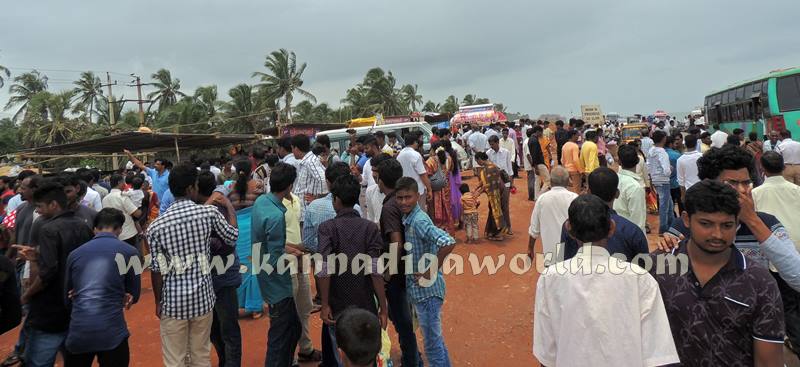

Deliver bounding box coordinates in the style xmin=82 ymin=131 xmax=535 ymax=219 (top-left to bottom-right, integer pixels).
xmin=640 ymin=137 xmax=654 ymax=156
xmin=534 ymin=246 xmax=680 ymax=367
xmin=124 ymin=189 xmax=145 ymax=207
xmin=710 ymin=130 xmax=728 ymax=148
xmin=528 ymin=187 xmax=577 ymax=263
xmin=487 ymin=148 xmax=512 ymax=181
xmin=676 ymin=150 xmax=702 ymax=190
xmin=282 ymin=153 xmax=301 ymax=170
xmin=485 ymin=129 xmax=501 ymax=140
xmin=102 ymin=188 xmax=139 ymax=241
xmin=81 ymin=187 xmax=103 ymax=211
xmin=362 ymin=159 xmax=376 ymax=187
xmin=209 ymin=165 xmax=222 ymax=179
xmin=364 ymin=184 xmax=385 ymax=224
xmin=777 ymin=138 xmax=800 ymax=164
xmin=468 ymin=131 xmax=488 ymax=153
xmin=753 ymin=175 xmax=800 ymax=251
xmin=764 ymin=140 xmax=779 ymax=152
xmin=500 ymin=137 xmax=517 ymax=158
xmin=522 ymin=138 xmax=532 ymax=171
xmin=397 ymin=147 xmax=427 ymax=194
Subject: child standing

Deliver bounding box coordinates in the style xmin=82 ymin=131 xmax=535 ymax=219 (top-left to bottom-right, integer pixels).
xmin=395 ymin=177 xmax=456 ymax=367
xmin=459 ymin=184 xmax=480 ymax=243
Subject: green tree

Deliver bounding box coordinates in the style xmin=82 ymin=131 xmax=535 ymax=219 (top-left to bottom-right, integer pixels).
xmin=293 ymin=100 xmax=314 ymax=122
xmin=155 ymin=97 xmax=207 ymax=133
xmin=401 ymin=84 xmax=423 ymax=112
xmin=252 ymin=49 xmax=315 ymax=124
xmin=440 ymin=95 xmax=459 ymax=114
xmin=21 ymin=90 xmax=82 ymax=147
xmin=341 ymin=87 xmax=370 ymax=118
xmin=221 ymin=84 xmax=269 ymax=133
xmin=422 ymin=100 xmax=440 ymax=112
xmin=462 ymin=94 xmax=476 ymax=106
xmin=0 ymin=118 xmax=20 ymax=154
xmin=72 ymin=71 xmax=103 ymax=123
xmin=93 ymin=95 xmax=126 ymax=126
xmin=475 ymin=97 xmax=490 ymax=104
xmin=147 ymin=68 xmax=186 ymax=115
xmin=0 ymin=62 xmax=8 ymax=89
xmin=4 ymin=70 xmax=48 ymax=122
xmin=194 ymin=85 xmax=220 ymax=119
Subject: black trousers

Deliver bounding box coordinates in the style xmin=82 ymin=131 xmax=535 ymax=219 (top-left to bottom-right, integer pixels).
xmin=512 ymin=162 xmax=520 ymax=178
xmin=773 ymin=272 xmax=800 ymax=352
xmin=265 ymin=297 xmax=301 ymax=367
xmin=63 ymin=337 xmax=129 ymax=367
xmin=210 ymin=286 xmax=242 ymax=367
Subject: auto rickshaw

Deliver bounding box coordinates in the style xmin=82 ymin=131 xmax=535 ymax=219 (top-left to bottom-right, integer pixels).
xmin=621 ymin=123 xmax=648 ymax=144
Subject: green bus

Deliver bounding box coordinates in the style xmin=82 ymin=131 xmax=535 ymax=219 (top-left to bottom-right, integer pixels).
xmin=704 ymin=66 xmax=800 ymax=139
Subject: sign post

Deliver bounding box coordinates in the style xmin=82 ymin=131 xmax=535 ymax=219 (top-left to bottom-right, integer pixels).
xmin=581 ymin=104 xmax=604 ymax=125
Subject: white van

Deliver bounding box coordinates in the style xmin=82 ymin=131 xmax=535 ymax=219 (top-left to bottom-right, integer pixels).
xmin=316 ymin=121 xmax=433 ymax=156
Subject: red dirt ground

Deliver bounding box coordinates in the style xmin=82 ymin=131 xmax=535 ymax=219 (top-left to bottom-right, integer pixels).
xmin=1 ymin=171 xmax=798 ymax=366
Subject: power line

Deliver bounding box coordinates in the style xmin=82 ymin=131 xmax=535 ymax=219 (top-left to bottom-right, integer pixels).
xmin=5 ymin=66 xmax=130 ymax=77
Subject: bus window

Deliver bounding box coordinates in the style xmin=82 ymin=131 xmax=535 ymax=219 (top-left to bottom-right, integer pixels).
xmin=722 ymin=91 xmax=730 ymax=104
xmin=752 ymin=81 xmax=762 ymax=94
xmin=735 ymin=87 xmax=746 ymax=101
xmin=777 ymin=75 xmax=800 ymax=112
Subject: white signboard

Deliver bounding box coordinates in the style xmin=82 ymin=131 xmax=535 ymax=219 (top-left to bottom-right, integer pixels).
xmin=581 ymin=104 xmax=604 ymax=125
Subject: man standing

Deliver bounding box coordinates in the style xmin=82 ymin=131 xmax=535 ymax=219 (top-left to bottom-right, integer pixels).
xmin=561 ymin=167 xmax=649 ymax=264
xmin=317 ymin=175 xmax=388 ymax=363
xmin=554 ymin=120 xmax=569 ymax=163
xmin=528 ymin=167 xmax=577 ymax=265
xmin=534 ymin=195 xmax=678 ymax=367
xmin=76 ymin=169 xmax=103 ymax=211
xmin=710 ymin=124 xmax=728 ymax=148
xmin=699 ymin=132 xmax=712 ymax=152
xmin=147 ymin=164 xmax=239 ymax=367
xmin=64 ymin=208 xmax=140 ymax=367
xmin=375 ymin=158 xmax=422 ymax=367
xmin=395 ymin=177 xmax=456 ymax=366
xmin=102 ymin=174 xmax=142 ymax=248
xmin=651 ymin=180 xmax=785 ymax=366
xmin=666 ymin=136 xmax=684 ymax=216
xmin=764 ymin=130 xmax=781 ymax=152
xmin=639 ymin=129 xmax=654 ymax=155
xmin=19 ymin=182 xmax=94 ymax=367
xmin=523 ymin=129 xmax=536 ymax=201
xmin=292 ymin=134 xmax=329 ymax=209
xmin=124 ymin=150 xmax=170 ymax=201
xmin=580 ymin=130 xmax=600 ymax=183
xmin=467 ymin=124 xmax=488 ymax=170
xmin=277 ymin=136 xmax=301 ymax=170
xmin=648 ymin=131 xmax=673 ymax=235
xmin=560 ymin=130 xmax=583 ymax=193
xmin=397 ymin=131 xmax=433 ymax=210
xmin=614 ymin=145 xmax=647 ymax=233
xmin=253 ymin=163 xmax=301 ymax=367
xmin=776 ymin=129 xmax=800 ymax=185
xmin=500 ymin=128 xmax=518 ymax=179
xmin=676 ymin=135 xmax=702 ymax=198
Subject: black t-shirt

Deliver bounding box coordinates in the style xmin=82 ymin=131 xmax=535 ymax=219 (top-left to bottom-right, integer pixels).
xmin=527 ymin=137 xmax=545 ymax=166
xmin=27 ymin=211 xmax=94 ymax=332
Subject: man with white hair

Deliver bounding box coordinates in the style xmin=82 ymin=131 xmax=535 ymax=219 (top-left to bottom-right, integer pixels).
xmin=528 ymin=167 xmax=578 ymax=266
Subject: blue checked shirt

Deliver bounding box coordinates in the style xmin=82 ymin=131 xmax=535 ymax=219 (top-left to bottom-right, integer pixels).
xmin=147 ymin=199 xmax=238 ymax=319
xmin=302 ymin=194 xmax=361 ymax=253
xmin=402 ymin=204 xmax=456 ymax=304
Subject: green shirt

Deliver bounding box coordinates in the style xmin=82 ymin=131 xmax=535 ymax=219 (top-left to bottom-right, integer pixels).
xmin=613 ymin=168 xmax=647 ymax=234
xmin=252 ymin=193 xmax=292 ymax=305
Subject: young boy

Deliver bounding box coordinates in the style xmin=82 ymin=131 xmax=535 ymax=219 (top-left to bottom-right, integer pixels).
xmin=533 ymin=194 xmax=679 ymax=367
xmin=335 ymin=308 xmax=382 ymax=367
xmin=394 ymin=177 xmax=456 ymax=366
xmin=318 ymin=175 xmax=388 ymax=351
xmin=459 ymin=184 xmax=481 ymax=243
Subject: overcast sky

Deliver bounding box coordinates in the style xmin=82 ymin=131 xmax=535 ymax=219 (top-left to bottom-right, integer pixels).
xmin=2 ymin=0 xmax=799 ymax=119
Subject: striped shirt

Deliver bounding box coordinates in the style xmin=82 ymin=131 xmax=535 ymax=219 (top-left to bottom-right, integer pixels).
xmin=147 ymin=199 xmax=239 ymax=319
xmin=293 ymin=152 xmax=328 ymax=203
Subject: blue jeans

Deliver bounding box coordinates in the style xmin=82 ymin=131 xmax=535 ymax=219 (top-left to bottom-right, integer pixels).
xmin=210 ymin=286 xmax=242 ymax=367
xmin=265 ymin=297 xmax=301 ymax=367
xmin=414 ymin=297 xmax=451 ymax=367
xmin=387 ymin=274 xmax=423 ymax=367
xmin=321 ymin=323 xmax=343 ymax=367
xmin=24 ymin=327 xmax=67 ymax=367
xmin=655 ymin=184 xmax=674 ymax=234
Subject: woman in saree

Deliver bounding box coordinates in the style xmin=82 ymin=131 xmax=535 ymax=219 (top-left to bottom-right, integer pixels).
xmin=426 ymin=142 xmax=453 ymax=231
xmin=474 ymin=152 xmax=508 ymax=241
xmin=227 ymin=160 xmax=265 ymax=318
xmin=442 ymin=140 xmax=463 ymax=228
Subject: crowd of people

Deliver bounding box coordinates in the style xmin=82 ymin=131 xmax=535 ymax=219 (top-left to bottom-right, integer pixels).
xmin=0 ymin=114 xmax=799 ymax=366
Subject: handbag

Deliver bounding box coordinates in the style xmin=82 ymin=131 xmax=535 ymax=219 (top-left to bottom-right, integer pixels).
xmin=430 ymin=164 xmax=446 ymax=191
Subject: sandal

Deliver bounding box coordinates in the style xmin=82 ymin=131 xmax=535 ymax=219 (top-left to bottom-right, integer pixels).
xmin=297 ymin=349 xmax=322 ymax=362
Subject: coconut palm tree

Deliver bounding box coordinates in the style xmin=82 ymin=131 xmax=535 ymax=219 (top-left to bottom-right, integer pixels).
xmin=155 ymin=97 xmax=206 ymax=133
xmin=194 ymin=85 xmax=220 ymax=119
xmin=440 ymin=95 xmax=459 ymax=114
xmin=401 ymin=84 xmax=423 ymax=112
xmin=4 ymin=70 xmax=48 ymax=122
xmin=21 ymin=90 xmax=81 ymax=146
xmin=422 ymin=100 xmax=440 ymax=112
xmin=252 ymin=49 xmax=315 ymax=124
xmin=221 ymin=84 xmax=269 ymax=133
xmin=0 ymin=64 xmax=9 ymax=89
xmin=147 ymin=68 xmax=186 ymax=114
xmin=462 ymin=94 xmax=476 ymax=106
xmin=94 ymin=94 xmax=126 ymax=126
xmin=72 ymin=71 xmax=103 ymax=123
